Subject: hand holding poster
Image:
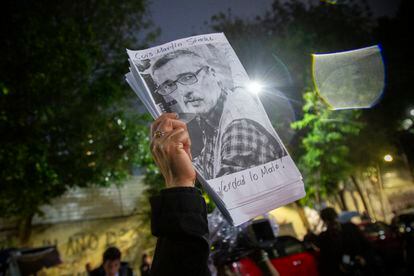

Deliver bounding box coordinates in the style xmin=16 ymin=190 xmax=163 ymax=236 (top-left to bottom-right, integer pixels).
xmin=125 ymin=33 xmax=305 ymax=225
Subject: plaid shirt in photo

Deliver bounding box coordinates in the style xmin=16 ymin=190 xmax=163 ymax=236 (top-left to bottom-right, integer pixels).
xmin=194 ymin=95 xmax=285 ymax=179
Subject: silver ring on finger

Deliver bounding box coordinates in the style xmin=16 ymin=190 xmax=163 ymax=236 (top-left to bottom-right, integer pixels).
xmin=153 ymin=130 xmax=165 ymax=139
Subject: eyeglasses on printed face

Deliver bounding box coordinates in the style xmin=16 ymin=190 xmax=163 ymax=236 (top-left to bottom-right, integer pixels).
xmin=155 ymin=66 xmax=208 ymax=96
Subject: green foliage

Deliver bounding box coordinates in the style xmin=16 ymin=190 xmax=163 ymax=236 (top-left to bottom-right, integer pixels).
xmin=0 ymin=0 xmax=158 ymax=219
xmin=292 ymin=90 xmax=363 ymax=203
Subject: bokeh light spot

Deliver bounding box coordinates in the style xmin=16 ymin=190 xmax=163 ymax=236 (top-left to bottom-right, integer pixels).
xmin=402 ymin=118 xmax=413 ymax=130
xmin=320 ymin=0 xmax=338 ymax=4
xmin=384 ymin=154 xmax=393 ymax=162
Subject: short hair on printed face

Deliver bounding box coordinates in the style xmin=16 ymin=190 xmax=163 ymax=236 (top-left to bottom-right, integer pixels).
xmin=152 ymin=49 xmax=205 ymax=75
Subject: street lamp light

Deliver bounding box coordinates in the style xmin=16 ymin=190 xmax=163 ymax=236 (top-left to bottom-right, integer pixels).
xmin=246 ymin=80 xmax=263 ymax=95
xmin=383 ymin=154 xmax=393 ymax=162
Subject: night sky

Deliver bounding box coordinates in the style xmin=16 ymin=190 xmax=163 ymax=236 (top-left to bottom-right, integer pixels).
xmin=149 ymin=0 xmax=402 ymax=44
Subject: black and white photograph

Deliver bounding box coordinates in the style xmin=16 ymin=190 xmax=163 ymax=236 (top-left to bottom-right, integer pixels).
xmin=133 ymin=42 xmax=287 ymax=181
xmin=126 ymin=33 xmax=304 ymax=225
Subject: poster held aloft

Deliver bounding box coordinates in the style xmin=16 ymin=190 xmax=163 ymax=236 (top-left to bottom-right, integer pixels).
xmin=125 ymin=33 xmax=305 ymax=225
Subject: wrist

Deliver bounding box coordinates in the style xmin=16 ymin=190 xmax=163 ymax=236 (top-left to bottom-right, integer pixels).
xmin=161 ymin=187 xmax=200 ymax=194
xmin=165 ymin=179 xmax=195 ymax=188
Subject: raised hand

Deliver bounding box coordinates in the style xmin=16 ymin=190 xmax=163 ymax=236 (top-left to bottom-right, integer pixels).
xmin=150 ymin=113 xmax=196 ymax=188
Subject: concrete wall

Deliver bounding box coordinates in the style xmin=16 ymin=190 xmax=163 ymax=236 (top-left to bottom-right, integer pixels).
xmin=270 ymin=205 xmax=307 ymax=239
xmin=22 ymin=215 xmax=153 ymax=275
xmin=0 ymin=176 xmax=154 ymax=275
xmin=33 ymin=176 xmax=147 ymax=224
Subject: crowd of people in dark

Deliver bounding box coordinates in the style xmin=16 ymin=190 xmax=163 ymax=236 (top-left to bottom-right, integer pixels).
xmin=85 ymin=247 xmax=151 ymax=276
xmin=143 ymin=113 xmax=413 ymax=276
xmin=85 ymin=205 xmax=413 ymax=276
xmin=93 ymin=113 xmax=408 ymax=276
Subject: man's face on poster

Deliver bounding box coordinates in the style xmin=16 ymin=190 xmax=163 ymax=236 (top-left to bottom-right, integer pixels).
xmin=153 ymin=55 xmax=222 ymax=116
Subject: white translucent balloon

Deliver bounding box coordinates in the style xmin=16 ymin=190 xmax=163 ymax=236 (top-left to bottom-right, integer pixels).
xmin=313 ymin=45 xmax=385 ymax=110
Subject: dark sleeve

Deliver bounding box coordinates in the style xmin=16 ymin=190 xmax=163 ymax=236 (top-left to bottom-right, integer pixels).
xmin=150 ymin=187 xmax=210 ymax=276
xmin=346 ymin=223 xmax=373 ymax=255
xmin=88 ymin=267 xmax=104 ymax=276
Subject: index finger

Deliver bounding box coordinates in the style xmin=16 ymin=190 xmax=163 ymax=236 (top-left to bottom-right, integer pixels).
xmin=151 ymin=113 xmax=187 ymax=137
xmin=151 ymin=113 xmax=177 ymax=135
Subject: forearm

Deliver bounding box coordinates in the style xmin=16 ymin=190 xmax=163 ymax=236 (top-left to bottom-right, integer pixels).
xmin=150 ymin=187 xmax=210 ymax=276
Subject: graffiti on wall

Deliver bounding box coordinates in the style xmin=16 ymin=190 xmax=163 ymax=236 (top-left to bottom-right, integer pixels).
xmin=2 ymin=215 xmax=155 ymax=276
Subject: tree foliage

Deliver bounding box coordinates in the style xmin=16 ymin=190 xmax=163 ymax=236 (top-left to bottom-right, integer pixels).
xmin=291 ymin=91 xmax=363 ymax=203
xmin=0 ymin=0 xmax=158 ymax=222
xmin=208 ymin=0 xmax=410 ymax=205
xmin=211 ymin=0 xmax=373 ymax=89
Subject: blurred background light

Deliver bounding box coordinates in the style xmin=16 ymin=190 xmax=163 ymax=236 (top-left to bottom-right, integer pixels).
xmin=402 ymin=118 xmax=413 ymax=130
xmin=246 ymin=80 xmax=263 ymax=94
xmin=384 ymin=154 xmax=393 ymax=162
xmin=235 ymin=44 xmax=298 ymax=146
